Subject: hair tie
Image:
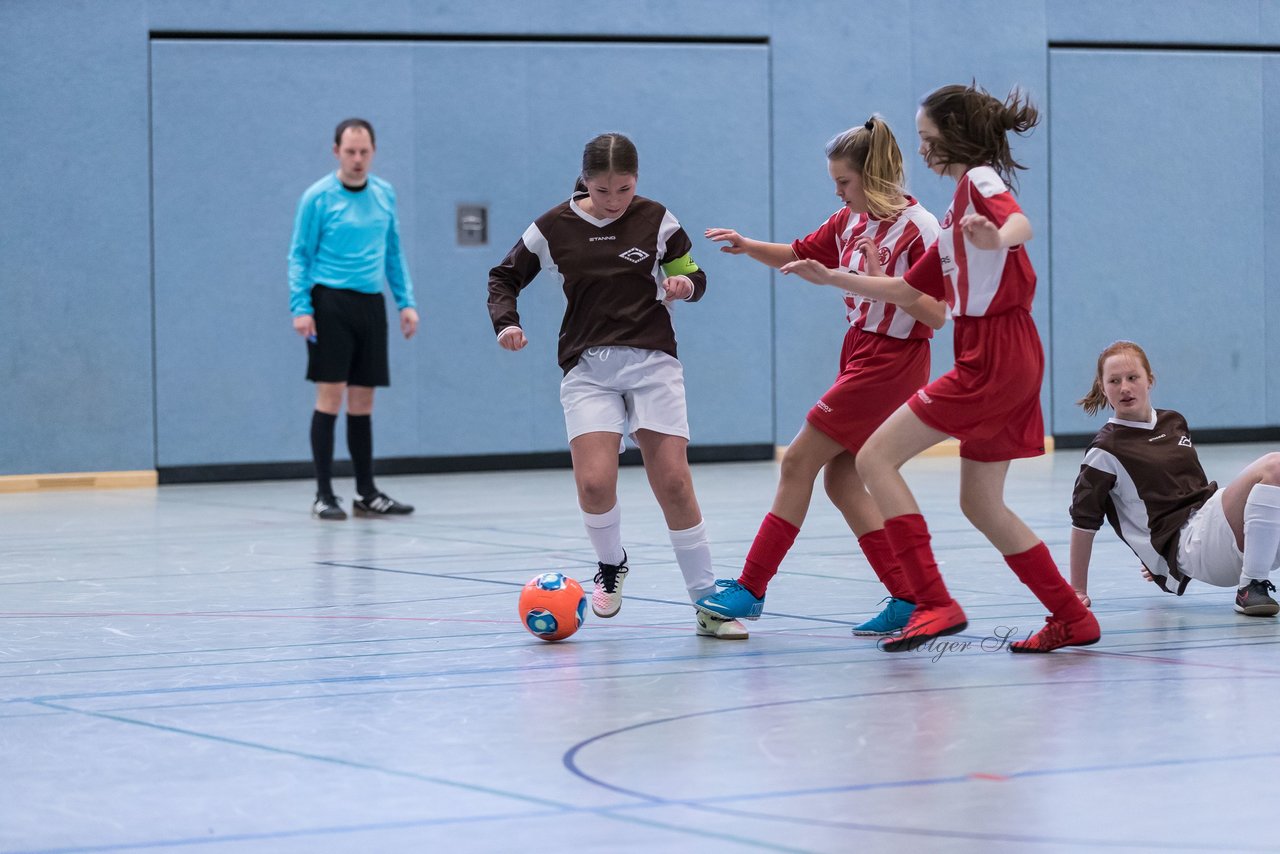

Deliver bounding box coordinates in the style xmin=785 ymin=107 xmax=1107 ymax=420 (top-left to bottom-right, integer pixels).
xmin=864 ymin=119 xmax=875 ymax=131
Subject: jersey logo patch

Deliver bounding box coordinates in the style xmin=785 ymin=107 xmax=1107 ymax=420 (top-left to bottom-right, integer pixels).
xmin=878 ymin=246 xmax=891 ymax=267
xmin=1179 ymin=435 xmax=1193 ymax=447
xmin=942 ymin=210 xmax=953 ymax=229
xmin=619 ymin=247 xmax=650 ymax=263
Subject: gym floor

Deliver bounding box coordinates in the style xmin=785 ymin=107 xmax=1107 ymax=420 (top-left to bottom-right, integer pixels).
xmin=3 ymin=443 xmax=1275 ymax=853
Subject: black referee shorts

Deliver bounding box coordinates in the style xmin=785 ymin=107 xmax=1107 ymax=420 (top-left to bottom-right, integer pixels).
xmin=305 ymin=284 xmax=391 ymax=387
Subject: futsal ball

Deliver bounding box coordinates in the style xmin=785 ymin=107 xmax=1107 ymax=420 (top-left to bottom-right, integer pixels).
xmin=518 ymin=572 xmax=587 ymax=642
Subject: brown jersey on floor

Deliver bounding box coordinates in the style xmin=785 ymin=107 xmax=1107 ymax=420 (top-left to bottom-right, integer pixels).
xmin=1070 ymin=409 xmax=1218 ymax=594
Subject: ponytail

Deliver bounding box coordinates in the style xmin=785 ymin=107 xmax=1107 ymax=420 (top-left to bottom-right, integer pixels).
xmin=825 ymin=115 xmax=907 ymax=220
xmin=919 ymin=82 xmax=1040 ymax=188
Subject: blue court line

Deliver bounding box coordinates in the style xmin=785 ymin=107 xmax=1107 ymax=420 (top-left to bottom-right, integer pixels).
xmin=11 ymin=638 xmax=1270 ymax=720
xmin=692 ymin=748 xmax=1280 ymax=804
xmin=1 ymin=641 xmax=872 ymax=706
xmin=8 ymin=808 xmax=810 ymax=854
xmin=561 ymin=680 xmax=1280 ymax=850
xmin=3 ymin=808 xmax=564 ymax=854
xmin=325 ymin=560 xmax=865 ymax=627
xmin=326 ymin=560 xmax=867 ymax=626
xmin=32 ymin=699 xmax=573 ymax=810
xmin=20 ymin=702 xmax=811 ymax=854
xmin=54 ymin=670 xmax=1236 ymax=721
xmin=1 ymin=589 xmax=780 ymax=666
xmin=5 ymin=613 xmax=1278 ymax=707
xmin=0 ymin=619 xmax=522 ymax=667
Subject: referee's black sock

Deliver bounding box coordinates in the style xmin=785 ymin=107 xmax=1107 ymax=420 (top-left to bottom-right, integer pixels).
xmin=347 ymin=413 xmax=376 ymax=498
xmin=311 ymin=411 xmax=338 ymax=497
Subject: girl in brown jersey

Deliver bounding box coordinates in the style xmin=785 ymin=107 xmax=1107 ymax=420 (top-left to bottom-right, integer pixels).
xmin=488 ymin=133 xmax=747 ymax=639
xmin=695 ymin=117 xmax=945 ymax=637
xmin=1070 ymin=340 xmax=1280 ymax=616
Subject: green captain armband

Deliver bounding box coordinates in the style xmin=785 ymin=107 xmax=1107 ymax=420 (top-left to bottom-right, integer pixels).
xmin=660 ymin=252 xmax=700 ymax=278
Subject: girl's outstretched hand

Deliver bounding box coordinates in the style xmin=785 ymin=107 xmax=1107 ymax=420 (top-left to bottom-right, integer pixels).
xmin=704 ymin=227 xmax=747 ymax=254
xmin=779 ymin=258 xmax=833 ymax=285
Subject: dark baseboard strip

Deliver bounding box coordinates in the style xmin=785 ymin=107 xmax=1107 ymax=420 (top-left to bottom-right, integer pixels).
xmin=149 ymin=31 xmax=768 ymax=45
xmin=158 ymin=443 xmax=775 ymax=485
xmin=1054 ymin=427 xmax=1280 ymax=451
xmin=1050 ymin=41 xmax=1280 ymax=54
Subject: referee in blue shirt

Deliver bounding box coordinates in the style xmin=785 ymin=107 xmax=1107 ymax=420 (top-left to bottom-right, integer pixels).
xmin=288 ymin=119 xmax=419 ymax=520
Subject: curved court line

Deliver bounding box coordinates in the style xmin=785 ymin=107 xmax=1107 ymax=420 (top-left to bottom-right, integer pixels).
xmin=562 ymin=678 xmax=1277 ymax=850
xmin=26 ymin=702 xmax=810 ymax=854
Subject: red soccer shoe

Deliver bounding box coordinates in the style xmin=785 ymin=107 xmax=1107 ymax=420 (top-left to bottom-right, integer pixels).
xmin=1010 ymin=611 xmax=1101 ymax=653
xmin=880 ymin=600 xmax=968 ymax=652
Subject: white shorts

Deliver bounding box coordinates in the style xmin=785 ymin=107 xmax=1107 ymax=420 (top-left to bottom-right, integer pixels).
xmin=1176 ymin=490 xmax=1245 ymax=587
xmin=560 ymin=346 xmax=690 ymax=447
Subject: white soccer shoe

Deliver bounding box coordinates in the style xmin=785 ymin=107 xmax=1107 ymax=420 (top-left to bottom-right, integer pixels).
xmin=696 ymin=610 xmax=749 ymax=640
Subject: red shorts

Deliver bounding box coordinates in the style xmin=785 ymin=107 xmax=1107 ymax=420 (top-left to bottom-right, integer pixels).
xmin=907 ymin=310 xmax=1045 ymax=462
xmin=806 ymin=328 xmax=931 ymax=455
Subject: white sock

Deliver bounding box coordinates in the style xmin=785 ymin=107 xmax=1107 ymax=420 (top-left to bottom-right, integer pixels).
xmin=1241 ymin=483 xmax=1280 ymax=584
xmin=582 ymin=503 xmax=625 ymax=566
xmin=669 ymin=520 xmax=715 ymax=603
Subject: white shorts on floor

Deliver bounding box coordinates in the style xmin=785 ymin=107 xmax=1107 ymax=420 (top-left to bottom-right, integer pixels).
xmin=1177 ymin=490 xmax=1245 ymax=588
xmin=560 ymin=346 xmax=690 ymax=447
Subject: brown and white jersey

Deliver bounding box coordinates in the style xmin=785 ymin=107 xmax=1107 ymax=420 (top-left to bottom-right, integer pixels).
xmin=487 ymin=193 xmax=706 ymax=374
xmin=1070 ymin=409 xmax=1218 ymax=594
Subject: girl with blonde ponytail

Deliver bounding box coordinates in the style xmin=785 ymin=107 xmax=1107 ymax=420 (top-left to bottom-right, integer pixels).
xmin=696 ymin=116 xmax=945 ymax=636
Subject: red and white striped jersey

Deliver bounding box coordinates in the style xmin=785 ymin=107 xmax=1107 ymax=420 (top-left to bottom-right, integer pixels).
xmin=904 ymin=166 xmax=1035 ymax=317
xmin=791 ymin=197 xmax=940 ymax=339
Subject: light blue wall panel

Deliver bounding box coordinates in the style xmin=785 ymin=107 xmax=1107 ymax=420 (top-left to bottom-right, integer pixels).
xmin=411 ymin=42 xmax=772 ymax=455
xmin=908 ymin=0 xmax=1053 ymax=429
xmin=151 ymin=42 xmax=419 ymax=466
xmin=0 ymin=0 xmax=155 ymax=475
xmin=1048 ymin=49 xmax=1266 ymax=435
xmin=144 ymin=0 xmax=772 ymax=36
xmin=1047 ymin=0 xmax=1280 ymax=45
xmin=765 ymin=1 xmax=917 ymax=445
xmin=7 ymin=0 xmax=1278 ymax=477
xmin=151 ymin=40 xmax=771 ymax=466
xmin=1267 ymin=58 xmax=1280 ymax=426
xmin=766 ymin=0 xmax=1051 ymax=440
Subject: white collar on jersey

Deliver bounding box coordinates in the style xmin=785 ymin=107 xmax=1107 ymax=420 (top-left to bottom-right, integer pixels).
xmin=1107 ymin=411 xmax=1158 ymax=430
xmin=569 ymin=196 xmax=619 ymax=228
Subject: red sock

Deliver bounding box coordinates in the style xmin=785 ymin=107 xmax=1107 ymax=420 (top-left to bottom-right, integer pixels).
xmin=738 ymin=512 xmax=800 ymax=598
xmin=883 ymin=514 xmax=953 ymax=608
xmin=857 ymin=528 xmax=915 ymax=603
xmin=1004 ymin=542 xmax=1089 ymax=622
